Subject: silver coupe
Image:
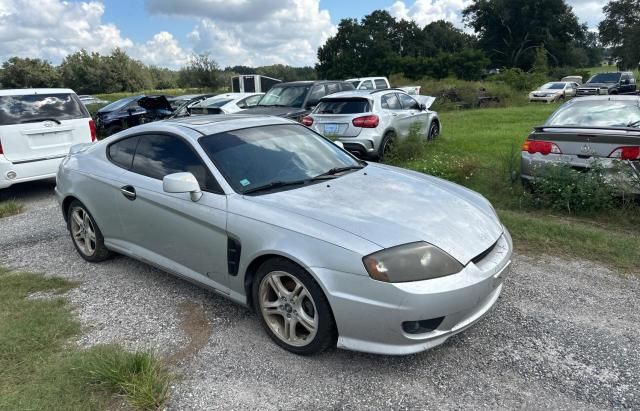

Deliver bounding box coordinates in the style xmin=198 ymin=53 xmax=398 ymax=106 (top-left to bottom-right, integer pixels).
xmin=55 ymin=115 xmax=512 ymax=355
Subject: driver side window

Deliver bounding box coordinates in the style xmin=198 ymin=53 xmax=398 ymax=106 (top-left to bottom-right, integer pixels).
xmin=306 ymin=85 xmax=326 ymax=107
xmin=130 ymin=134 xmax=222 ymax=194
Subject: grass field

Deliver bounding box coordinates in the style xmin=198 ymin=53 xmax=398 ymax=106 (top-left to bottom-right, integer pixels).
xmin=399 ymin=103 xmax=640 ymax=272
xmin=0 ymin=267 xmax=170 ymax=410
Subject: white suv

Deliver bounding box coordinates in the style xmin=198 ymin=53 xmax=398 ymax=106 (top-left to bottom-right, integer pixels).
xmin=0 ymin=88 xmax=95 ymax=189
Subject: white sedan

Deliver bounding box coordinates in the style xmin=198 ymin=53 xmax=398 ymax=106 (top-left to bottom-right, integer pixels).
xmin=190 ymin=93 xmax=264 ymax=115
xmin=529 ymin=82 xmax=579 ymax=103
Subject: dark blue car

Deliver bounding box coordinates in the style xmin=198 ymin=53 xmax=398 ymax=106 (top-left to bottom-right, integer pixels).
xmin=94 ymin=95 xmax=173 ymax=136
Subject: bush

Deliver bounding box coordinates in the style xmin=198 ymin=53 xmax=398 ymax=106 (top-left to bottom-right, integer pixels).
xmin=488 ymin=68 xmax=548 ymax=91
xmin=385 ymin=123 xmax=429 ymax=164
xmin=525 ymin=163 xmax=639 ymax=214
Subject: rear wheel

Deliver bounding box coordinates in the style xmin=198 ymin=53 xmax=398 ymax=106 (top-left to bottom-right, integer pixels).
xmin=378 ymin=131 xmax=396 ymax=162
xmin=252 ymin=258 xmax=336 ymax=355
xmin=67 ymin=200 xmax=112 ymax=262
xmin=428 ymin=121 xmax=440 ymax=140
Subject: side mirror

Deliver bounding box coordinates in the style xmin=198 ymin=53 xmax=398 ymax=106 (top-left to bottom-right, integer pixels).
xmin=127 ymin=108 xmax=136 ymax=116
xmin=334 ymin=140 xmax=345 ymax=149
xmin=163 ymin=172 xmax=202 ymax=202
xmin=419 ymin=103 xmax=427 ymax=111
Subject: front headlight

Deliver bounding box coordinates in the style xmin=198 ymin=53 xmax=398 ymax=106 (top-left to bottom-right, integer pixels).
xmin=363 ymin=242 xmax=463 ymax=283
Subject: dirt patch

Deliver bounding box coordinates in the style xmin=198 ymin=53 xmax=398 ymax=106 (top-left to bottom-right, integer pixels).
xmin=166 ymin=301 xmax=213 ymax=365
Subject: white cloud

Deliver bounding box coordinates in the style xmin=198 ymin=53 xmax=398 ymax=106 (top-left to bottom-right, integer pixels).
xmin=566 ymin=0 xmax=605 ymax=29
xmin=0 ymin=0 xmax=189 ymax=68
xmin=132 ymin=31 xmax=189 ymax=68
xmin=146 ymin=0 xmax=335 ymax=67
xmin=0 ymin=0 xmax=133 ymax=62
xmin=388 ymin=0 xmax=472 ymax=28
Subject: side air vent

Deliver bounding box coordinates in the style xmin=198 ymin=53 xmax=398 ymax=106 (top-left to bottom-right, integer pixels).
xmin=227 ymin=237 xmax=241 ymax=276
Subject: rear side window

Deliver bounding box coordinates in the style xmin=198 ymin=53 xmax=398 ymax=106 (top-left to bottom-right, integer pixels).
xmin=0 ymin=93 xmax=87 ymax=126
xmin=398 ymin=93 xmax=420 ymax=110
xmin=381 ymin=93 xmax=402 ymax=110
xmin=326 ymin=83 xmax=340 ymax=95
xmin=108 ymin=136 xmax=139 ymax=169
xmin=374 ymin=79 xmax=388 ymax=89
xmin=315 ymin=99 xmax=370 ymax=114
xmin=131 ymin=134 xmax=221 ymax=193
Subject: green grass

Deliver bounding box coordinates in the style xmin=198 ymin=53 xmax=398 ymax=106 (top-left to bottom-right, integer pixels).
xmin=0 ymin=267 xmax=170 ymax=410
xmin=0 ymin=200 xmax=24 ymax=218
xmin=397 ymin=103 xmax=640 ymax=272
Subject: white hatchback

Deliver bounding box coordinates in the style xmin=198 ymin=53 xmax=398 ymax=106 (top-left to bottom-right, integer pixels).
xmin=0 ymin=88 xmax=95 ymax=189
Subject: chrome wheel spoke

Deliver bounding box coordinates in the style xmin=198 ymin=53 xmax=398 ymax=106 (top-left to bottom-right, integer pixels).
xmin=259 ymin=270 xmax=318 ymax=347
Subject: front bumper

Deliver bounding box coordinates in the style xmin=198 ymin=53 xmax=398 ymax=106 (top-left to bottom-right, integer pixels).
xmin=0 ymin=155 xmax=65 ymax=189
xmin=521 ymin=153 xmax=640 ymax=194
xmin=529 ymin=95 xmax=559 ymax=103
xmin=312 ymin=230 xmax=512 ymax=355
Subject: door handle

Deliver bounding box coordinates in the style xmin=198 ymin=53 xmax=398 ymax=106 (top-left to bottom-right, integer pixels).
xmin=392 ymin=113 xmax=398 ymax=117
xmin=120 ymin=185 xmax=136 ymax=201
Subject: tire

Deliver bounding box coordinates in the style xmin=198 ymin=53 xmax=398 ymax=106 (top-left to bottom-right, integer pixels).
xmin=67 ymin=200 xmax=112 ymax=262
xmin=428 ymin=121 xmax=440 ymax=140
xmin=252 ymin=258 xmax=337 ymax=355
xmin=378 ymin=131 xmax=395 ymax=162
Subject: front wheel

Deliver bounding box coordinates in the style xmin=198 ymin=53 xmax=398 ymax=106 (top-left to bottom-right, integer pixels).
xmin=252 ymin=258 xmax=336 ymax=355
xmin=67 ymin=200 xmax=112 ymax=262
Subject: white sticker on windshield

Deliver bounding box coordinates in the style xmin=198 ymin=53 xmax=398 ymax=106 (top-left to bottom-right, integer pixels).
xmin=240 ymin=179 xmax=250 ymax=187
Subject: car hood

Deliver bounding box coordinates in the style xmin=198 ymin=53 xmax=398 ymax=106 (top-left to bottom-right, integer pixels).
xmin=242 ymin=105 xmax=306 ymax=118
xmin=580 ymin=83 xmax=613 ymax=88
xmin=244 ymin=163 xmax=503 ymax=264
xmin=533 ymin=89 xmax=562 ymax=94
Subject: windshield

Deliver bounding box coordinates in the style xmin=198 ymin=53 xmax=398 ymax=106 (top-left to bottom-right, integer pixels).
xmin=541 ymin=83 xmax=565 ymax=90
xmin=587 ymin=73 xmax=621 ymax=84
xmin=258 ymin=86 xmax=310 ymax=107
xmin=314 ymin=98 xmax=370 ymax=114
xmin=0 ymin=93 xmax=87 ymax=126
xmin=100 ymin=95 xmax=141 ymax=112
xmin=546 ymin=100 xmax=640 ymax=128
xmin=199 ymin=124 xmax=360 ymax=194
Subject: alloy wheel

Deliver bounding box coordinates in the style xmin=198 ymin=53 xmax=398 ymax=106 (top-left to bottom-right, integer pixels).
xmin=258 ymin=270 xmax=318 ymax=347
xmin=70 ymin=206 xmax=97 ymax=256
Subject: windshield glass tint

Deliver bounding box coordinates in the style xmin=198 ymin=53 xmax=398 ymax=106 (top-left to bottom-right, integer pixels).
xmin=542 ymin=83 xmax=565 ymax=90
xmin=547 ymin=100 xmax=640 ymax=128
xmin=0 ymin=93 xmax=86 ymax=125
xmin=315 ymin=99 xmax=370 ymax=114
xmin=199 ymin=124 xmax=359 ymax=193
xmin=100 ymin=95 xmax=141 ymax=112
xmin=588 ymin=73 xmax=621 ymax=84
xmin=258 ymin=86 xmax=310 ymax=107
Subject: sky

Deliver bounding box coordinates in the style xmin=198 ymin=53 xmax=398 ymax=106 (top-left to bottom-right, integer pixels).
xmin=0 ymin=0 xmax=607 ymax=69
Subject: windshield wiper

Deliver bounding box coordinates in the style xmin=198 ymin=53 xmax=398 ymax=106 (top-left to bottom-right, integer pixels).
xmin=312 ymin=165 xmax=365 ymax=179
xmin=242 ymin=180 xmax=308 ymax=195
xmin=20 ymin=118 xmax=61 ymax=124
xmin=626 ymin=120 xmax=640 ymax=128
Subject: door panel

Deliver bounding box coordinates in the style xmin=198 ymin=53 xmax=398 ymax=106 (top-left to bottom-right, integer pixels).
xmin=113 ymin=170 xmax=230 ymax=289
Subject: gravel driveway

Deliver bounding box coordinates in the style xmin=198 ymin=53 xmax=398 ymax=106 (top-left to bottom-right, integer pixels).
xmin=1 ymin=181 xmax=639 ymax=410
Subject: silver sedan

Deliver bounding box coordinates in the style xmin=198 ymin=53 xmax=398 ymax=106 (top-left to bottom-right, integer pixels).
xmin=55 ymin=115 xmax=512 ymax=355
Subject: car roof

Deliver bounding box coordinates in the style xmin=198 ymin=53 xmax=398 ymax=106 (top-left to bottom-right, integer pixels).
xmin=274 ymin=80 xmax=347 ymax=86
xmin=0 ymin=88 xmax=77 ymax=96
xmin=136 ymin=114 xmax=295 ymax=138
xmin=319 ymin=89 xmax=405 ymax=99
xmin=566 ymin=95 xmax=640 ymax=102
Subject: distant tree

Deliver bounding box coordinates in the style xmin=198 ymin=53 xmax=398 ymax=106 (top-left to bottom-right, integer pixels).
xmin=148 ymin=66 xmax=179 ymax=89
xmin=463 ymin=0 xmax=585 ymax=69
xmin=178 ymin=54 xmax=223 ymax=88
xmin=423 ymin=21 xmax=475 ymax=54
xmin=0 ymin=57 xmax=61 ymax=88
xmin=450 ymin=49 xmax=490 ymax=80
xmin=599 ymin=0 xmax=640 ymax=69
xmin=531 ymin=46 xmax=549 ymax=74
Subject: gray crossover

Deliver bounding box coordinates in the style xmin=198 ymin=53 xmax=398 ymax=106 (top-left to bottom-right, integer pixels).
xmin=56 ymin=115 xmax=511 ymax=355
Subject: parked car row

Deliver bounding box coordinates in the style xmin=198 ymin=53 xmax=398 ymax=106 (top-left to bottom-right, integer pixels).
xmin=530 ymin=71 xmax=638 ymax=103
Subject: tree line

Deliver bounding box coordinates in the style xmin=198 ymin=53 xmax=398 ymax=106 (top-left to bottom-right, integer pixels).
xmin=1 ymin=0 xmax=638 ymax=93
xmin=0 ymin=50 xmax=316 ymax=94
